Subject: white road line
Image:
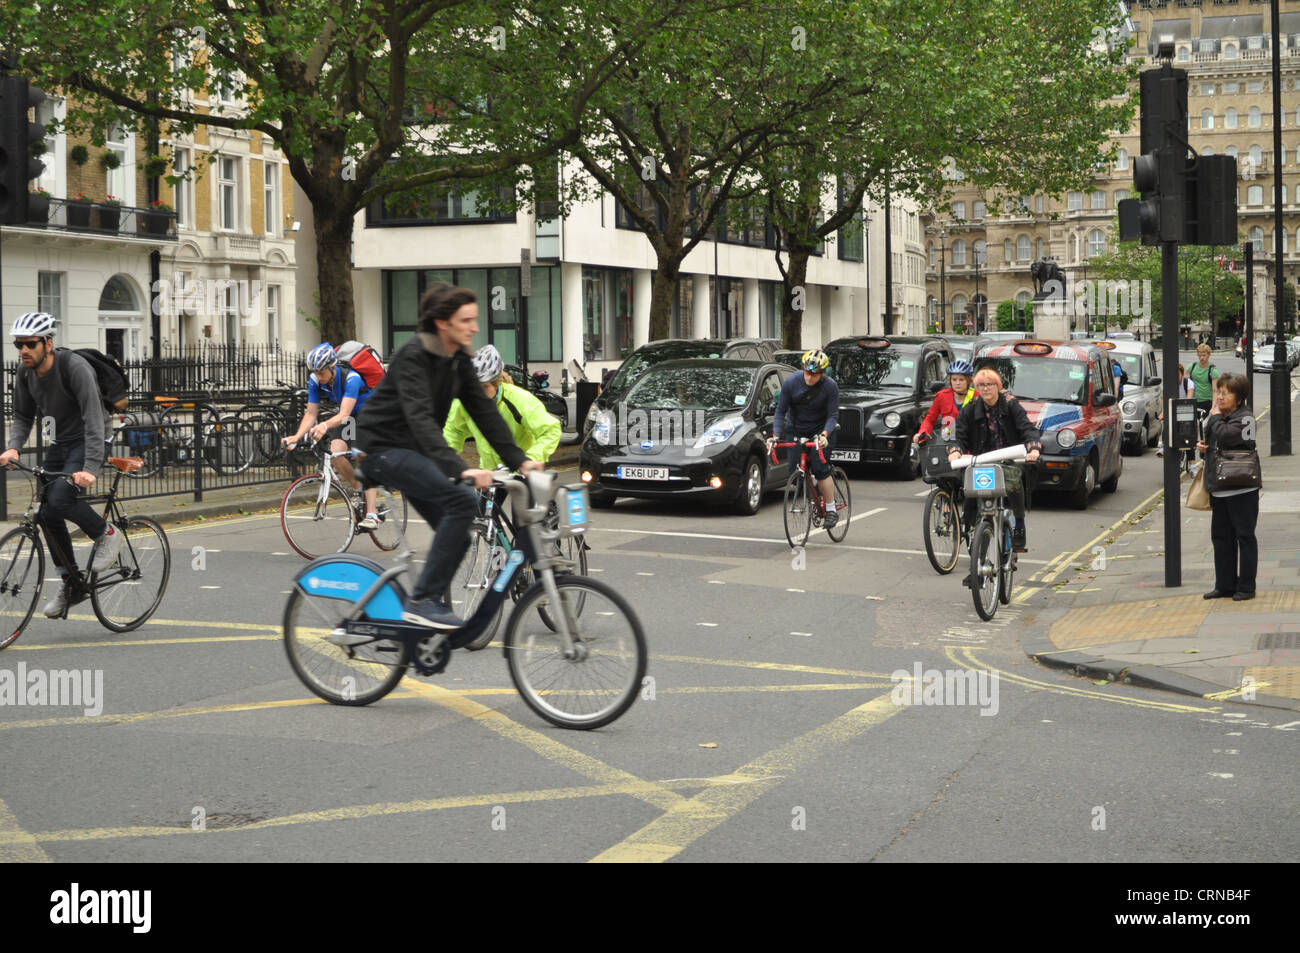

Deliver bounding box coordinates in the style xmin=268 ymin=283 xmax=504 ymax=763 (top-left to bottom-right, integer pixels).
xmin=696 ymin=622 xmax=719 ymax=627
xmin=848 ymin=507 xmax=886 ymax=524
xmin=913 ymin=489 xmax=931 ymax=497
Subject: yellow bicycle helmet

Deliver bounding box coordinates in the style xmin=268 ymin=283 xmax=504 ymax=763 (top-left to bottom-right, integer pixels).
xmin=801 ymin=348 xmax=830 ymax=373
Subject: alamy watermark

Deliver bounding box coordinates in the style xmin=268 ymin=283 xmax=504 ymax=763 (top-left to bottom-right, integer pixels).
xmin=589 ymin=402 xmax=713 ymax=456
xmin=1040 ymin=274 xmax=1152 ymax=322
xmin=150 ymin=277 xmax=263 ymax=325
xmin=890 ymin=663 xmax=999 ymax=716
xmin=0 ymin=663 xmax=103 ymax=716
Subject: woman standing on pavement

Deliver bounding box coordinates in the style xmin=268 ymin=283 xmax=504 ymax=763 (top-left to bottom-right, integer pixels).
xmin=1198 ymin=374 xmax=1260 ymax=602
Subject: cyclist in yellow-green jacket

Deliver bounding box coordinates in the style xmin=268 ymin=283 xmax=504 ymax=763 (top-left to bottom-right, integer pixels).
xmin=444 ymin=345 xmax=561 ymax=469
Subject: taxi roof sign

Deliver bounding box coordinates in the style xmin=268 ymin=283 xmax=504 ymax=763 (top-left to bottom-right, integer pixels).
xmin=1013 ymin=341 xmax=1053 ymax=356
xmin=857 ymin=337 xmax=890 ymax=349
xmin=1092 ymin=340 xmax=1117 ymax=350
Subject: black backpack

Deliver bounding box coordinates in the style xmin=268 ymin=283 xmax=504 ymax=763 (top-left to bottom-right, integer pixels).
xmin=24 ymin=347 xmax=131 ymax=413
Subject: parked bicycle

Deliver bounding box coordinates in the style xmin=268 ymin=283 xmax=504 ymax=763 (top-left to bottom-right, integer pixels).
xmin=0 ymin=457 xmax=171 ymax=649
xmin=282 ymin=470 xmax=646 ymax=730
xmin=917 ymin=434 xmax=967 ymax=575
xmin=114 ymin=390 xmax=252 ymax=479
xmin=278 ymin=437 xmax=408 ymax=558
xmin=948 ymin=445 xmax=1027 ymax=621
xmin=771 ymin=438 xmax=850 ymax=547
xmin=450 ymin=480 xmax=589 ymax=650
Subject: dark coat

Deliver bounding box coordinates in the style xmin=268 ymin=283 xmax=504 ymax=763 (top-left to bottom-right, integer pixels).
xmin=355 ymin=332 xmax=527 ymax=478
xmin=1203 ymin=405 xmax=1258 ymax=493
xmin=954 ymin=393 xmax=1042 ymax=458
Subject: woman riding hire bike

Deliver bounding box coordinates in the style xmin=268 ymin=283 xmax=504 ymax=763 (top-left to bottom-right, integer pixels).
xmin=444 ymin=345 xmax=561 ymax=471
xmin=914 ymin=360 xmax=976 ymax=446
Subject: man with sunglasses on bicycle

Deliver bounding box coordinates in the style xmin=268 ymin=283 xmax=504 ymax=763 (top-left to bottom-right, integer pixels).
xmin=766 ymin=348 xmax=841 ymax=528
xmin=355 ymin=284 xmax=544 ymax=630
xmin=947 ymin=367 xmax=1041 ymax=558
xmin=0 ymin=312 xmax=123 ymax=617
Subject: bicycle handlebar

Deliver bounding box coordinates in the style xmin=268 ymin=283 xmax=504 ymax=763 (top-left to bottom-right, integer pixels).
xmin=769 ymin=438 xmax=827 ymax=466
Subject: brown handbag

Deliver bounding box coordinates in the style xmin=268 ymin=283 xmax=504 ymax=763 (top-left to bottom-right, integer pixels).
xmin=1186 ymin=466 xmax=1211 ymax=510
xmin=1215 ymin=449 xmax=1262 ymax=489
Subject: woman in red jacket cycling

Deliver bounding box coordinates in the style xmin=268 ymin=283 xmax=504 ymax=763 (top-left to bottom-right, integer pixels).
xmin=913 ymin=360 xmax=976 ymax=445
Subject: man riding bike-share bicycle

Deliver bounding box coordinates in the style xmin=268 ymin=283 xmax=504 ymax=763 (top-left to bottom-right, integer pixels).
xmin=948 ymin=367 xmax=1041 ymax=556
xmin=354 ymin=284 xmax=544 ymax=630
xmin=768 ymin=348 xmax=841 ymax=528
xmin=284 ymin=342 xmax=381 ymax=529
xmin=0 ymin=312 xmax=123 ymax=617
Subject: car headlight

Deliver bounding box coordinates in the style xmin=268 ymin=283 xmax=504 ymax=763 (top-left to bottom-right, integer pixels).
xmin=1122 ymin=400 xmax=1136 ymax=416
xmin=883 ymin=411 xmax=902 ymax=430
xmin=585 ymin=402 xmax=601 ymax=427
xmin=694 ymin=414 xmax=744 ymax=449
xmin=591 ymin=409 xmax=614 ymax=445
xmin=1056 ymin=428 xmax=1078 ymax=449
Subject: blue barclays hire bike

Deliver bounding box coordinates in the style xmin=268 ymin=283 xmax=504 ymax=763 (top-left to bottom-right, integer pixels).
xmin=281 ymin=469 xmax=647 ymax=730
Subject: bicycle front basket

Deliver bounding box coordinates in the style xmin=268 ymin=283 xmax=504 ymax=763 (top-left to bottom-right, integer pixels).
xmin=921 ymin=445 xmax=956 ymax=484
xmin=963 ymin=463 xmax=1006 ymax=499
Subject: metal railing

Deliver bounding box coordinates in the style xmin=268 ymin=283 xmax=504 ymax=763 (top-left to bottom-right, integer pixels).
xmin=26 ymin=196 xmax=178 ymax=240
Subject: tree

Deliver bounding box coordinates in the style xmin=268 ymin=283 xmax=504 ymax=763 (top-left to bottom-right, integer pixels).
xmin=996 ymin=300 xmax=1015 ymax=331
xmin=0 ymin=0 xmax=703 ymax=344
xmin=753 ymin=0 xmax=1134 ymax=347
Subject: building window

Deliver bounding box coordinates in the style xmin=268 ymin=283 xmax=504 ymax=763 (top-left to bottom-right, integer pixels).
xmin=1177 ymin=46 xmax=1189 ymax=62
xmin=1017 ymin=235 xmax=1031 ymax=261
xmin=1115 ymin=148 xmax=1129 ymax=170
xmin=265 ymin=284 xmax=280 ymax=346
xmin=218 ymin=156 xmax=238 ymax=231
xmin=1225 ymin=108 xmax=1238 ymax=128
xmin=1035 ymin=195 xmax=1044 ymax=213
xmin=1249 ymin=107 xmax=1262 ymax=128
xmin=929 ymin=244 xmax=936 ymax=267
xmin=1067 ymin=191 xmax=1083 ymax=211
xmin=1003 ymin=239 xmax=1013 ymax=262
xmin=1248 ymin=185 xmax=1264 ymax=205
xmin=173 ymin=148 xmax=193 ymax=228
xmin=837 ymin=211 xmax=863 ymax=262
xmin=1202 ymin=146 xmax=1215 ymax=156
xmin=1090 ymin=191 xmax=1106 ymax=210
xmin=973 ymin=200 xmax=986 ymax=220
xmin=369 ymin=180 xmax=516 ymax=226
xmin=1088 ymin=229 xmax=1106 ymax=257
xmin=1224 ymin=82 xmax=1238 ymax=95
xmin=1250 ymin=226 xmax=1263 ymax=251
xmin=106 ymin=122 xmax=130 ymax=203
xmin=221 ymin=284 xmax=238 ymax=343
xmin=1225 ymin=145 xmax=1238 ymax=159
xmin=1201 ymin=83 xmax=1215 ymax=96
xmin=951 ymin=239 xmax=966 ymax=266
xmin=1035 ymin=237 xmax=1045 ymax=259
xmin=264 ymin=161 xmax=279 ymax=236
xmin=952 ymin=295 xmax=967 ymax=321
xmin=38 ymin=272 xmax=64 ymax=320
xmin=973 ymin=239 xmax=986 ymax=265
xmin=1247 ymin=78 xmax=1263 ymax=91
xmin=1114 ymin=189 xmax=1128 ymax=204
xmin=1224 ymin=44 xmax=1237 ymax=60
xmin=1201 ymin=110 xmax=1214 ymax=130
xmin=952 ymin=201 xmax=966 ymax=220
xmin=1250 ymin=144 xmax=1263 ymax=166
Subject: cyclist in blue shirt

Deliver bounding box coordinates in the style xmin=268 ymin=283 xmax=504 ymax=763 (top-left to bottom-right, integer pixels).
xmin=767 ymin=348 xmax=842 ymax=528
xmin=283 ymin=343 xmax=380 ymax=529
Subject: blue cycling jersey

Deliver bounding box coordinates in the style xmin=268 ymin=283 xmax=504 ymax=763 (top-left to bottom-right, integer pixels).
xmin=308 ymin=367 xmax=372 ymax=415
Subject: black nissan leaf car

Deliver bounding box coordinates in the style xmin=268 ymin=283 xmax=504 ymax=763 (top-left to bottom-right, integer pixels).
xmin=579 ymin=359 xmax=794 ymax=515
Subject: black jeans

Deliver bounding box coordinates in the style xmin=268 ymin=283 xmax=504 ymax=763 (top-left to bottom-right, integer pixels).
xmin=39 ymin=440 xmax=108 ymax=576
xmin=359 ymin=448 xmax=478 ymax=603
xmin=1210 ymin=490 xmax=1259 ymax=595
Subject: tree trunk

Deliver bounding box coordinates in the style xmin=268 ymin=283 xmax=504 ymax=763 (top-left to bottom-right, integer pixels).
xmin=649 ymin=261 xmax=679 ymax=340
xmin=782 ymin=251 xmax=811 ymax=349
xmin=312 ymin=207 xmax=357 ymax=346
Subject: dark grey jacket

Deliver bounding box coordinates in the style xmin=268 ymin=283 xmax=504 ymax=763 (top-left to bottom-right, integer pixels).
xmin=7 ymin=350 xmax=109 ymax=473
xmin=1203 ymin=405 xmax=1258 ymax=493
xmin=354 ymin=333 xmax=526 ymax=478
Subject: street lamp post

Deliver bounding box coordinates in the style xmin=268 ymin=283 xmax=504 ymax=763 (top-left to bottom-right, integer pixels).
xmin=939 ymin=229 xmax=947 ymax=333
xmin=864 ymin=212 xmax=873 ymax=335
xmin=973 ymin=246 xmax=984 ymax=334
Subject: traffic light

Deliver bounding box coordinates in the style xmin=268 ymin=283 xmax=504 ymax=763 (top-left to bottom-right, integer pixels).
xmin=1118 ymin=66 xmax=1189 ymax=245
xmin=0 ymin=75 xmax=48 ymax=225
xmin=1186 ymin=154 xmax=1238 ymax=246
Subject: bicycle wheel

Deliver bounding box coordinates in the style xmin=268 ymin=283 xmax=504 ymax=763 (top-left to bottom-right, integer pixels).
xmin=535 ymin=533 xmax=589 ymax=631
xmin=923 ymin=486 xmax=961 ymax=574
xmin=368 ymin=488 xmax=409 ymax=552
xmin=90 ymin=517 xmax=171 ymax=632
xmin=783 ymin=472 xmax=812 ymax=548
xmin=214 ymin=415 xmax=255 ymax=474
xmin=998 ymin=523 xmax=1015 ymax=606
xmin=455 ymin=529 xmax=506 ymax=651
xmin=970 ymin=520 xmax=1000 ymax=621
xmin=503 ymin=575 xmax=646 ymax=730
xmin=282 ymin=585 xmax=409 ymax=705
xmin=826 ymin=467 xmax=851 ymax=542
xmin=0 ymin=528 xmax=44 ymax=651
xmin=280 ymin=475 xmax=356 ymax=559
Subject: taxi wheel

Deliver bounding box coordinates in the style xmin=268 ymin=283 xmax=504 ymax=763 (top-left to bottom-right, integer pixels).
xmin=1100 ymin=451 xmax=1121 ymax=493
xmin=1070 ymin=456 xmax=1098 ymax=510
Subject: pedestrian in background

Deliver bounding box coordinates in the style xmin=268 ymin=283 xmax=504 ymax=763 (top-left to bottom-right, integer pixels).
xmin=1197 ymin=373 xmax=1260 ymax=602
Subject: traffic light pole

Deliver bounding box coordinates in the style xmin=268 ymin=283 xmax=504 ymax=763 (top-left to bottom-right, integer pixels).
xmin=1271 ymin=0 xmax=1292 ymax=454
xmin=1162 ymin=240 xmax=1181 ymax=587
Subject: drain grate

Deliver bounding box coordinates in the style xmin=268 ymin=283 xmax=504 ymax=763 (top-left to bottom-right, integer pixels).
xmin=1257 ymin=632 xmax=1300 ymax=650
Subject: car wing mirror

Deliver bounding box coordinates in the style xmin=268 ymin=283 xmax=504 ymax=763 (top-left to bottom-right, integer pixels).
xmin=1093 ymin=391 xmax=1117 ymax=407
xmin=928 ymin=380 xmax=944 ymax=394
xmin=1147 ymin=376 xmax=1161 ymax=387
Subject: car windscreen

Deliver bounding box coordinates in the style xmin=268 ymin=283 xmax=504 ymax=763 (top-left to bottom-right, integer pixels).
xmin=623 ymin=365 xmax=755 ymax=411
xmin=1113 ymin=352 xmax=1143 ymax=376
xmin=949 ymin=342 xmax=975 ymax=364
xmin=829 ymin=348 xmax=918 ymax=389
xmin=605 ymin=344 xmax=724 ymax=394
xmin=974 ymin=357 xmax=1089 ymax=404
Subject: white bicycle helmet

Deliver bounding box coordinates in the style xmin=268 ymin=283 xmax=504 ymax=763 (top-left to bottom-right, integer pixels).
xmin=306 ymin=342 xmax=338 ymax=372
xmin=472 ymin=344 xmax=504 ymax=383
xmin=11 ymin=312 xmax=56 ymax=339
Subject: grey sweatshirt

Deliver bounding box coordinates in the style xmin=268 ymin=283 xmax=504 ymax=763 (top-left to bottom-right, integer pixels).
xmin=7 ymin=350 xmax=109 ymax=473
